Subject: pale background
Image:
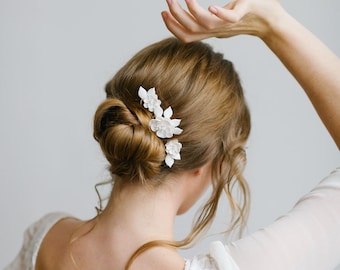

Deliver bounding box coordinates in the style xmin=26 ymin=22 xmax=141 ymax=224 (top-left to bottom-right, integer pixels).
xmin=0 ymin=0 xmax=339 ymax=268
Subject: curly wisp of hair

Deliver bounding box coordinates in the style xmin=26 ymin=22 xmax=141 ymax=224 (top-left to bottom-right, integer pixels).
xmin=93 ymin=38 xmax=251 ymax=269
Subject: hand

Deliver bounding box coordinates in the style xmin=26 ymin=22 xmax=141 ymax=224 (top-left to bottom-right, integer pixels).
xmin=163 ymin=0 xmax=340 ymax=149
xmin=161 ymin=0 xmax=285 ymax=43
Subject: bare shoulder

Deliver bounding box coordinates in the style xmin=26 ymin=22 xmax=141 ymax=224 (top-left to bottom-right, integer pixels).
xmin=35 ymin=216 xmax=85 ymax=270
xmin=35 ymin=216 xmax=186 ymax=270
xmin=128 ymin=247 xmax=186 ymax=270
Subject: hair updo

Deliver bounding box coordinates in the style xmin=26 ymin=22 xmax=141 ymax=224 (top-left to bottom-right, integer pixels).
xmin=93 ymin=98 xmax=165 ymax=184
xmin=93 ymin=37 xmax=251 ymax=248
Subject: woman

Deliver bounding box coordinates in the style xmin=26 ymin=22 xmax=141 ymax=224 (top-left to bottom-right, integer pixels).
xmin=5 ymin=0 xmax=340 ymax=269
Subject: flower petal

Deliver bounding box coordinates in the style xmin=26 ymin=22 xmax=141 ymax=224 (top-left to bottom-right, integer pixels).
xmin=171 ymin=119 xmax=181 ymax=127
xmin=148 ymin=87 xmax=156 ymax=95
xmin=163 ymin=107 xmax=173 ymax=119
xmin=165 ymin=155 xmax=174 ymax=168
xmin=173 ymin=152 xmax=181 ymax=160
xmin=165 ymin=130 xmax=173 ymax=138
xmin=149 ymin=119 xmax=158 ymax=132
xmin=154 ymin=106 xmax=163 ymax=117
xmin=157 ymin=130 xmax=167 ymax=138
xmin=138 ymin=86 xmax=147 ymax=99
xmin=173 ymin=127 xmax=183 ymax=135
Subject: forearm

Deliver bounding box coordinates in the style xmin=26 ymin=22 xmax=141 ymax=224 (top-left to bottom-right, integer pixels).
xmin=163 ymin=0 xmax=340 ymax=149
xmin=228 ymin=168 xmax=340 ymax=270
xmin=262 ymin=10 xmax=340 ymax=149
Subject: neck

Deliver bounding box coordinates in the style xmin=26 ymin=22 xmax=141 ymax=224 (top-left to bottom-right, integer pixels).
xmin=98 ymin=179 xmax=184 ymax=242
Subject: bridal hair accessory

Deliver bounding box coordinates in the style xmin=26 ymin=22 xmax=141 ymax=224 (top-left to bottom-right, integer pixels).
xmin=138 ymin=86 xmax=183 ymax=168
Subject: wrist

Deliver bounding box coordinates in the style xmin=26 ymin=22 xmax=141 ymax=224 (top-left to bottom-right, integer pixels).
xmin=259 ymin=4 xmax=294 ymax=43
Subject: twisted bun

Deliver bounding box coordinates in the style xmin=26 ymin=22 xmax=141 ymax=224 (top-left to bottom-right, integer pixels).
xmin=91 ymin=38 xmax=251 ymax=252
xmin=93 ymin=98 xmax=165 ymax=183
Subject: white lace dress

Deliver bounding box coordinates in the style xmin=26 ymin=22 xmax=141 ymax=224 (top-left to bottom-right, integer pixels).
xmin=5 ymin=168 xmax=340 ymax=270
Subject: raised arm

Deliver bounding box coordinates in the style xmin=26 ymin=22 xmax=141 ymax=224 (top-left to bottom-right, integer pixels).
xmin=162 ymin=0 xmax=340 ymax=149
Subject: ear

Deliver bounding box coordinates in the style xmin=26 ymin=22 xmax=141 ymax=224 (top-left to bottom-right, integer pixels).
xmin=192 ymin=162 xmax=212 ymax=177
xmin=193 ymin=167 xmax=204 ymax=176
xmin=176 ymin=162 xmax=212 ymax=215
xmin=193 ymin=166 xmax=205 ymax=176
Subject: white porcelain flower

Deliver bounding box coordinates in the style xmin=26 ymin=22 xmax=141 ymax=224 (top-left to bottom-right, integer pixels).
xmin=138 ymin=86 xmax=162 ymax=116
xmin=138 ymin=86 xmax=183 ymax=168
xmin=149 ymin=107 xmax=183 ymax=139
xmin=165 ymin=139 xmax=182 ymax=168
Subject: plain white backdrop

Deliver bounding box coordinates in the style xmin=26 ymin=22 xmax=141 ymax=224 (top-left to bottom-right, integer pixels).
xmin=0 ymin=0 xmax=339 ymax=268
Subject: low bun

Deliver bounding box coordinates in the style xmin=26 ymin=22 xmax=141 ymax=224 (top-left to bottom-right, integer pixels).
xmin=93 ymin=98 xmax=165 ymax=183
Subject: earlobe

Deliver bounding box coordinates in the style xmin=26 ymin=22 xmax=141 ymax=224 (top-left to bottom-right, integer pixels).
xmin=193 ymin=167 xmax=204 ymax=177
xmin=193 ymin=162 xmax=212 ymax=177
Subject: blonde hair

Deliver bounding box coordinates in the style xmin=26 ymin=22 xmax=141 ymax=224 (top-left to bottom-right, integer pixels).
xmin=93 ymin=38 xmax=251 ymax=269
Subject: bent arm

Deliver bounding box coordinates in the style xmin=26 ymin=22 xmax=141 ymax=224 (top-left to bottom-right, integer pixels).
xmin=227 ymin=167 xmax=340 ymax=270
xmin=162 ymin=0 xmax=340 ymax=149
xmin=262 ymin=9 xmax=340 ymax=149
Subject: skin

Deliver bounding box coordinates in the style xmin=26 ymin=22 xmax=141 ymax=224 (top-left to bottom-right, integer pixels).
xmin=36 ymin=0 xmax=340 ymax=269
xmin=162 ymin=0 xmax=340 ymax=149
xmin=36 ymin=163 xmax=212 ymax=270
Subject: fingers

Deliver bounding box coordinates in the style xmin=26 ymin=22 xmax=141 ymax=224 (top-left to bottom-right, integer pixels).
xmin=163 ymin=0 xmax=226 ymax=40
xmin=162 ymin=0 xmax=216 ymax=42
xmin=161 ymin=11 xmax=212 ymax=42
xmin=185 ymin=0 xmax=223 ymax=29
xmin=165 ymin=0 xmax=201 ymax=33
xmin=209 ymin=1 xmax=249 ymax=23
xmin=163 ymin=0 xmax=280 ymax=42
xmin=162 ymin=0 xmax=251 ymax=42
xmin=208 ymin=5 xmax=239 ymax=23
xmin=161 ymin=11 xmax=189 ymax=41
